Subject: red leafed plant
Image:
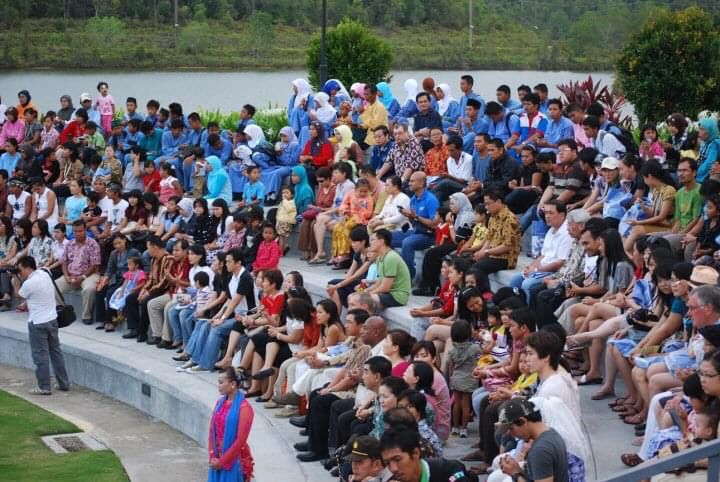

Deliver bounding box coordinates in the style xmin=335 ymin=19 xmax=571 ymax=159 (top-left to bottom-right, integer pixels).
xmin=557 ymin=75 xmax=632 ymax=128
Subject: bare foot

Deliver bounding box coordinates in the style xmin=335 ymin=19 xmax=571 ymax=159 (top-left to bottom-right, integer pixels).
xmin=214 ymin=359 xmax=232 ymax=370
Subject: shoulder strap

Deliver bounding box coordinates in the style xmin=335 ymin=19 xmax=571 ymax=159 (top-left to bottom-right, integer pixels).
xmin=41 ymin=268 xmax=66 ymax=304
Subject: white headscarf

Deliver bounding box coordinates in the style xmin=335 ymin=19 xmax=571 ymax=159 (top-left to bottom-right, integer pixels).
xmin=404 ymin=79 xmax=419 ymax=103
xmin=292 ymin=78 xmax=313 ymax=109
xmin=244 ymin=124 xmax=265 ymax=149
xmin=449 ymin=192 xmax=475 ymax=231
xmin=279 ymin=126 xmax=298 ymax=147
xmin=436 ymin=83 xmax=457 ymax=116
xmin=314 ymin=92 xmax=337 ymax=124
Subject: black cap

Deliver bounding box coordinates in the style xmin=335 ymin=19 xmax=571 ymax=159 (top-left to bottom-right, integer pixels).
xmin=343 ymin=435 xmax=382 ymax=462
xmin=497 ymin=398 xmax=538 ymax=433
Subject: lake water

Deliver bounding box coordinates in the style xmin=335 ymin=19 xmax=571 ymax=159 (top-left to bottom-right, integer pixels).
xmin=0 ymin=70 xmax=614 ymax=113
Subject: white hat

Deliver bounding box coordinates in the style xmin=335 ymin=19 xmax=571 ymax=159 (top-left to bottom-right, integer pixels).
xmin=80 ymin=92 xmax=92 ymax=102
xmin=601 ymin=157 xmax=620 ymax=170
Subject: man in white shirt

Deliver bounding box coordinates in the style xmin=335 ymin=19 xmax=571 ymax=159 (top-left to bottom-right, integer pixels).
xmin=15 ymin=255 xmax=69 ymax=395
xmin=101 ymin=183 xmax=128 ymax=236
xmin=509 ymin=199 xmax=573 ymax=304
xmin=431 ymin=135 xmax=473 ymax=203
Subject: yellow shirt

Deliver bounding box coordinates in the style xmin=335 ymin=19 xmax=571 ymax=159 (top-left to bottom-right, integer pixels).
xmin=486 ymin=206 xmax=521 ymax=268
xmin=359 ymin=101 xmax=388 ymax=146
xmin=470 ymin=224 xmax=488 ymax=249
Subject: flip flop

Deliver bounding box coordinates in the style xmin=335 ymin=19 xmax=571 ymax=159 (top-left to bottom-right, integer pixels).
xmin=621 ymin=453 xmax=643 ymax=467
xmin=308 ymin=257 xmax=327 ymax=265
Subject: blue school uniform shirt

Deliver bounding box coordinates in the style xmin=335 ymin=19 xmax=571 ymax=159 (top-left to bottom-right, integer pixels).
xmin=0 ymin=152 xmax=20 ymax=174
xmin=397 ymin=100 xmax=418 ymax=122
xmin=502 ymin=98 xmax=524 ymax=115
xmin=600 ymin=120 xmax=623 ymax=137
xmin=462 ymin=115 xmax=489 ymax=137
xmin=438 ymin=101 xmax=462 ymax=132
xmin=123 ymin=111 xmax=144 ymax=123
xmin=123 ymin=131 xmax=145 ymax=150
xmin=460 ymin=91 xmax=485 ymax=117
xmin=186 ymin=128 xmax=205 ymax=148
xmin=277 ymin=143 xmax=301 ymax=166
xmin=472 ymin=151 xmax=491 ymax=183
xmin=386 ymin=99 xmax=401 ymax=121
xmin=237 ymin=118 xmax=256 ymax=132
xmin=538 ymin=100 xmax=550 ymax=115
xmin=161 ymin=131 xmax=187 ymax=157
xmin=243 ymin=180 xmax=266 ymax=207
xmin=288 ymin=94 xmax=313 ymax=134
xmin=145 ymin=114 xmax=159 ymax=127
xmin=542 ymin=116 xmax=574 ymax=152
xmin=487 ymin=112 xmax=521 ymax=144
xmin=204 ymin=138 xmax=233 ymax=165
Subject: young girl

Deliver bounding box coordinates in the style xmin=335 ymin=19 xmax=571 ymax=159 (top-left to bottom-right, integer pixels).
xmin=403 ymin=358 xmax=451 ymax=442
xmin=458 ymin=204 xmax=488 ymax=256
xmin=158 ymin=162 xmax=183 ymax=204
xmin=275 ymin=186 xmax=297 ymax=255
xmin=47 ymin=223 xmax=68 ymax=278
xmin=95 ymin=81 xmax=115 ymax=135
xmin=448 ymin=319 xmax=482 ymax=438
xmin=108 ymin=256 xmax=146 ymax=327
xmin=252 ymin=223 xmax=281 ymax=273
xmin=330 ymin=178 xmax=374 ymax=267
xmin=639 ymin=124 xmax=666 ymax=164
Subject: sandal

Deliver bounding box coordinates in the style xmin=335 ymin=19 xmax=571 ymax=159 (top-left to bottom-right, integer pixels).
xmin=612 ymin=403 xmax=636 ymax=413
xmin=308 ymin=256 xmax=327 ymax=265
xmin=576 ymin=374 xmax=603 ymax=385
xmin=608 ymin=397 xmax=628 ymax=408
xmin=618 ymin=407 xmax=640 ymax=417
xmin=621 ymin=453 xmax=643 ymax=467
xmin=623 ymin=413 xmax=645 ymax=425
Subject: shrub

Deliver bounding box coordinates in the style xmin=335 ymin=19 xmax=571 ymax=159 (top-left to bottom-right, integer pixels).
xmin=305 ymin=18 xmax=393 ymax=89
xmin=556 ymin=75 xmax=631 ymax=127
xmin=615 ymin=6 xmax=720 ymax=123
xmin=85 ymin=16 xmax=125 ymax=46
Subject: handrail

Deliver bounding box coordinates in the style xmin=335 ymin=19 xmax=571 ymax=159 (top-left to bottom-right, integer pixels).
xmin=600 ymin=438 xmax=720 ymax=482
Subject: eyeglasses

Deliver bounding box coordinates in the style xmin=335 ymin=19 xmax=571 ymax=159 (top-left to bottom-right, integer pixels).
xmin=699 ymin=371 xmax=720 ymax=379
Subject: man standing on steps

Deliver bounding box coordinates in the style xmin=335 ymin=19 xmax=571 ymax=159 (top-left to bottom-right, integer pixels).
xmin=14 ymin=255 xmax=70 ymax=395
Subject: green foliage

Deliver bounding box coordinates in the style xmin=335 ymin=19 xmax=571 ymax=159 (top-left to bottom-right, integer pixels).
xmin=248 ymin=12 xmax=275 ymax=60
xmin=616 ymin=6 xmax=720 ymax=123
xmin=196 ymin=109 xmax=288 ymax=143
xmin=306 ymin=19 xmax=393 ymax=89
xmin=85 ymin=16 xmax=125 ymax=45
xmin=0 ymin=390 xmax=128 ymax=481
xmin=178 ymin=21 xmax=212 ymax=55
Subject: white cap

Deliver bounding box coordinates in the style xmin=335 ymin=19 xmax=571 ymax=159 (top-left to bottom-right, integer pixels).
xmin=80 ymin=93 xmax=92 ymax=102
xmin=601 ymin=157 xmax=620 ymax=170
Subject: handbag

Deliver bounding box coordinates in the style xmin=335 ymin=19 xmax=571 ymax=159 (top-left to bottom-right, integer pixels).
xmin=301 ymin=208 xmax=321 ymax=221
xmin=43 ymin=269 xmax=76 ymax=328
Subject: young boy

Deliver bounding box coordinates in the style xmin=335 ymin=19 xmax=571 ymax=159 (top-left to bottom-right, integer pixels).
xmin=145 ymin=100 xmax=161 ymax=127
xmin=192 ymin=147 xmax=208 ymax=198
xmin=241 ymin=207 xmax=265 ymax=271
xmin=239 ymin=165 xmax=266 ymax=211
xmin=252 ymin=223 xmax=281 ymax=273
xmin=123 ymin=97 xmax=144 ymax=124
xmin=157 ymin=108 xmax=169 ymax=130
xmin=82 ymin=191 xmax=104 ymax=238
xmin=40 ymin=111 xmax=60 ymax=151
xmin=84 ymin=121 xmax=106 ymax=151
xmin=237 ymin=104 xmax=256 ymax=132
xmin=107 ymin=120 xmax=126 ymax=153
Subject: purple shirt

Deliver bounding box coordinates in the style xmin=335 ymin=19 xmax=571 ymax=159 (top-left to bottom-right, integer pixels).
xmin=61 ymin=237 xmax=101 ymax=276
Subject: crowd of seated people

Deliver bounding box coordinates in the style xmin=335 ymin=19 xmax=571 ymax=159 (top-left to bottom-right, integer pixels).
xmin=1 ymin=74 xmax=720 ymax=481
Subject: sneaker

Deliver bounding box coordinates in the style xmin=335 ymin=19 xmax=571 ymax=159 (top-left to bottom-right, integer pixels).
xmin=275 ymin=406 xmax=299 ymax=418
xmin=187 ymin=365 xmax=208 ymax=373
xmin=459 ymin=428 xmax=468 ymax=438
xmin=29 ymin=387 xmax=52 ymax=395
xmin=451 ymin=427 xmax=460 ymax=436
xmin=176 ymin=361 xmax=196 ymax=372
xmin=53 ymin=383 xmax=70 ymax=392
xmin=273 ymin=391 xmax=301 ymax=406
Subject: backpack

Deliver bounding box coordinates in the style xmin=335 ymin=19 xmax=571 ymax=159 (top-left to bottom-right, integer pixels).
xmin=605 ymin=122 xmax=639 ymax=155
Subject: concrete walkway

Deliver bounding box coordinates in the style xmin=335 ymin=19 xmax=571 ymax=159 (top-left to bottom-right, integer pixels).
xmin=0 ymin=364 xmax=207 ymax=482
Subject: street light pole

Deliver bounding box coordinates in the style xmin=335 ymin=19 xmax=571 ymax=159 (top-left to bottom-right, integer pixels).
xmin=174 ymin=0 xmax=179 ymax=47
xmin=468 ymin=0 xmax=473 ymax=48
xmin=319 ymin=0 xmax=328 ymax=86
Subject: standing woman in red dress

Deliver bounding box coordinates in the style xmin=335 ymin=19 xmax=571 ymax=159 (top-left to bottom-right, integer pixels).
xmin=208 ymin=368 xmax=255 ymax=482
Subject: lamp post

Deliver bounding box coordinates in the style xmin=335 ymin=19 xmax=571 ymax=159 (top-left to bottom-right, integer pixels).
xmin=319 ymin=0 xmax=328 ymax=86
xmin=174 ymin=0 xmax=179 ymax=47
xmin=468 ymin=0 xmax=473 ymax=48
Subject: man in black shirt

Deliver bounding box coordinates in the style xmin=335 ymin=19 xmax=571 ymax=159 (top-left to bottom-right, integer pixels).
xmin=413 ymin=92 xmax=442 ymax=150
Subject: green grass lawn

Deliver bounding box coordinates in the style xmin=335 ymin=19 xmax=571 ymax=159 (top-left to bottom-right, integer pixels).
xmin=0 ymin=390 xmax=129 ymax=482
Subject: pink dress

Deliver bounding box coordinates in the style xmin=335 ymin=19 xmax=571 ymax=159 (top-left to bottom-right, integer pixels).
xmin=96 ymin=94 xmax=115 ymax=133
xmin=429 ymin=370 xmax=452 ymax=441
xmin=159 ymin=176 xmax=178 ymax=204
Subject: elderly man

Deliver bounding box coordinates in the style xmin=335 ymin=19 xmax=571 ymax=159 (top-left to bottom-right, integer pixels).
xmin=55 ymin=220 xmax=101 ymax=324
xmin=293 ymin=314 xmax=388 ymax=462
xmin=391 ymin=172 xmax=438 ymax=280
xmin=377 ymin=123 xmax=425 ymax=184
xmin=509 ymin=200 xmax=573 ymax=304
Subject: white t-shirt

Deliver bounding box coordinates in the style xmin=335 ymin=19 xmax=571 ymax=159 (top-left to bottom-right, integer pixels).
xmin=536 ymin=369 xmax=581 ymax=423
xmin=18 ymin=269 xmax=57 ymax=324
xmin=189 ymin=265 xmax=214 ymax=290
xmin=102 ymin=198 xmax=129 ymax=232
xmin=34 ymin=187 xmax=59 ymax=231
xmin=446 ymin=152 xmax=474 ymax=181
xmin=287 ymin=317 xmax=306 ymax=353
xmin=377 ymin=192 xmax=411 ymax=227
xmin=8 ymin=190 xmax=30 ymax=221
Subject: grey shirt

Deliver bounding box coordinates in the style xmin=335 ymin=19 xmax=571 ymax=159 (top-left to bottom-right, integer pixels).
xmin=526 ymin=428 xmax=569 ymax=482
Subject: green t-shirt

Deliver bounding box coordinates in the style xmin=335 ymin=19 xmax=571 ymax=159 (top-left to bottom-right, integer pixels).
xmin=377 ymin=249 xmax=411 ymax=305
xmin=675 ymin=185 xmax=702 ymax=231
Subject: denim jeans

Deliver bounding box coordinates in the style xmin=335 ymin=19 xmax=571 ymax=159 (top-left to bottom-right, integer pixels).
xmin=391 ymin=229 xmax=434 ymax=280
xmin=509 ymin=271 xmax=552 ymax=305
xmin=174 ymin=157 xmax=194 ymax=192
xmin=168 ymin=305 xmax=196 ymax=344
xmin=519 ymin=204 xmax=538 ymax=234
xmin=191 ymin=318 xmax=235 ymax=370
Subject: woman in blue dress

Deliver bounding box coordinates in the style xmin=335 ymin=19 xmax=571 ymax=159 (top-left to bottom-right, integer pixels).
xmin=205 ymin=156 xmax=233 ymax=206
xmin=435 ymin=83 xmax=461 ymax=132
xmin=208 ymin=368 xmax=254 ymax=482
xmin=322 ymin=79 xmax=351 ymax=111
xmin=311 ymin=92 xmax=337 ymax=136
xmin=377 ymin=82 xmax=401 ymax=123
xmin=288 ymin=78 xmax=314 ymax=148
xmin=395 ymin=78 xmax=419 ymax=127
xmin=257 ymin=126 xmax=301 ymax=202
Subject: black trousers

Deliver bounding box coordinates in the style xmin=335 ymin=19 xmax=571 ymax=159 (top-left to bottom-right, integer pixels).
xmin=479 ymin=397 xmax=504 ymax=462
xmin=94 ymin=281 xmax=122 ymax=324
xmin=307 ymin=389 xmax=339 ymax=456
xmin=419 ymin=243 xmax=457 ymax=292
xmin=328 ymin=398 xmax=356 ymax=450
xmin=471 ymin=257 xmax=509 ymax=293
xmin=535 ymin=286 xmax=567 ymax=326
xmin=125 ymin=289 xmax=164 ymax=336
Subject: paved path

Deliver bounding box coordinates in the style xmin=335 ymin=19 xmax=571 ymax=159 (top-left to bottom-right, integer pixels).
xmin=0 ymin=364 xmax=207 ymax=482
